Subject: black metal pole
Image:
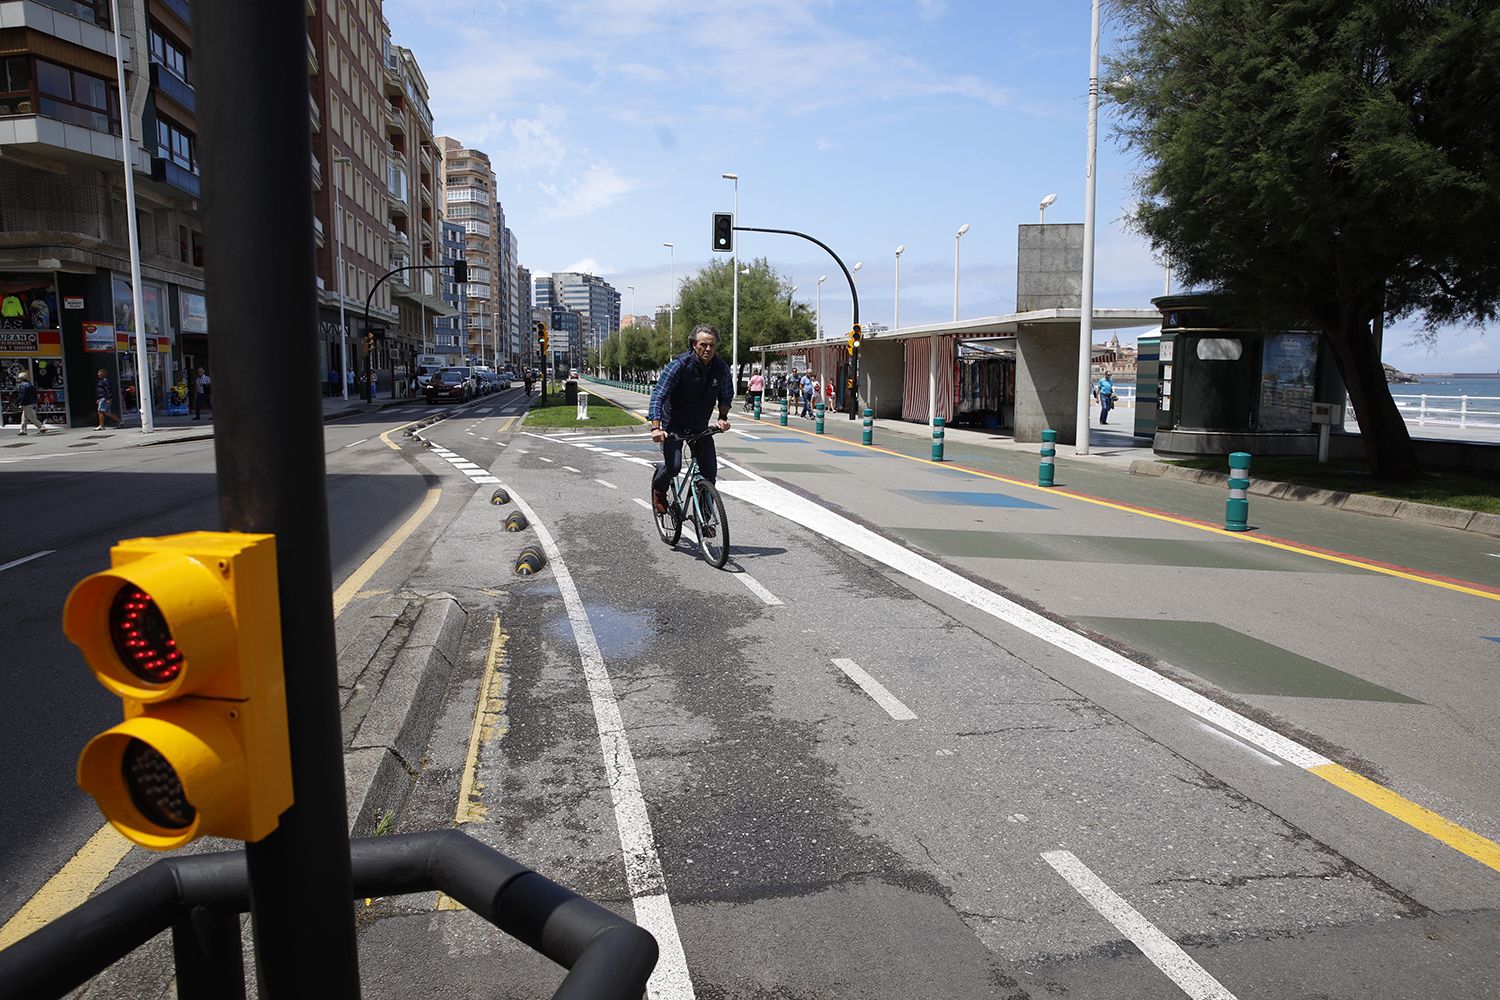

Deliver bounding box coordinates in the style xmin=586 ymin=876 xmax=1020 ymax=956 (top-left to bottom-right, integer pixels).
xmin=193 ymin=2 xmax=361 ymax=996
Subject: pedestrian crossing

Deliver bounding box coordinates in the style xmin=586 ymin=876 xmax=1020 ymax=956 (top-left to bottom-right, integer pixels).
xmin=427 ymin=444 xmax=500 ymax=484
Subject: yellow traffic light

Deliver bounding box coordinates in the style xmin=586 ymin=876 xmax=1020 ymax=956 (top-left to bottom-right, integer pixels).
xmin=62 ymin=532 xmax=292 ymax=850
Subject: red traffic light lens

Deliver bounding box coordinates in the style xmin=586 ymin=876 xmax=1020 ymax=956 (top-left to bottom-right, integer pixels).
xmin=121 ymin=738 xmax=196 ymax=830
xmin=109 ymin=584 xmax=184 ymax=684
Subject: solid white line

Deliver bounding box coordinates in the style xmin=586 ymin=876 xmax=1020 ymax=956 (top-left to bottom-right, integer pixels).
xmin=1196 ymin=721 xmax=1283 ymax=766
xmin=633 ymin=497 xmax=652 ymax=510
xmin=832 ymin=658 xmax=915 ymax=720
xmin=343 ymin=438 xmax=368 ymax=448
xmin=595 ymin=479 xmax=618 ymax=490
xmin=735 ymin=572 xmax=783 ymax=607
xmin=1043 ymin=851 xmax=1238 ymax=1000
xmin=501 ymin=487 xmax=695 ymax=999
xmin=624 ymin=456 xmax=655 ymax=467
xmin=563 ymin=466 xmax=581 ymax=473
xmin=0 ymin=549 xmax=54 ymax=574
xmin=716 ymin=478 xmax=1330 ymax=770
xmin=539 ymin=456 xmax=554 ymax=463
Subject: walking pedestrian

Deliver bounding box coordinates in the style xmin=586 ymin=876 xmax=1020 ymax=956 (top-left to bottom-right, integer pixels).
xmin=192 ymin=367 xmax=212 ymax=420
xmin=95 ymin=369 xmax=121 ymax=429
xmin=747 ymin=369 xmax=763 ymax=413
xmin=328 ymin=367 xmax=339 ymax=397
xmin=799 ymin=372 xmax=814 ymax=418
xmin=1097 ymin=373 xmax=1115 ymax=425
xmin=15 ymin=369 xmax=46 ymax=435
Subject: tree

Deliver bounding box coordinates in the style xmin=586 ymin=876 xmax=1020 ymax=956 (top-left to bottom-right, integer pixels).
xmin=1108 ymin=0 xmax=1500 ymax=478
xmin=674 ymin=258 xmax=817 ymax=380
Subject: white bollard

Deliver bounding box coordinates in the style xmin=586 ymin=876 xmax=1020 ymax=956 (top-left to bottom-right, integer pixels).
xmin=576 ymin=391 xmax=589 ymax=421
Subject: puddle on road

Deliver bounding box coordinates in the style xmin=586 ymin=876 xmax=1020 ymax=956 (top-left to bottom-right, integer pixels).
xmin=547 ymin=602 xmax=653 ymax=662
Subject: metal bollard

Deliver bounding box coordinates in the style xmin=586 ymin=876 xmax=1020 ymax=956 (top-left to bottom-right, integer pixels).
xmin=815 ymin=402 xmax=825 ymax=434
xmin=754 ymin=396 xmax=762 ymax=421
xmin=780 ymin=395 xmax=788 ymax=426
xmin=931 ymin=416 xmax=945 ymax=462
xmin=1039 ymin=429 xmax=1055 ymax=486
xmin=862 ymin=407 xmax=873 ymax=446
xmin=1226 ymin=451 xmax=1251 ymax=531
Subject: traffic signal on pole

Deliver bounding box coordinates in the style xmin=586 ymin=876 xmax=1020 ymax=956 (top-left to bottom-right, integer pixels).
xmin=537 ymin=321 xmax=548 ymax=351
xmin=365 ymin=331 xmax=375 ymax=354
xmin=62 ymin=532 xmax=292 ymax=850
xmin=712 ymin=213 xmax=733 ymax=253
xmin=452 ymin=258 xmax=468 ymax=285
xmin=847 ymin=324 xmax=862 ymax=355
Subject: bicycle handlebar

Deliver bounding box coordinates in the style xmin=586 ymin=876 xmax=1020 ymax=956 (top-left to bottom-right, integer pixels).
xmin=660 ymin=427 xmax=726 ymax=443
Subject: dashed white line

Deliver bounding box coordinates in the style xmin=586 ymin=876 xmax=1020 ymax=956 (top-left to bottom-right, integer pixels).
xmin=0 ymin=550 xmax=55 ymax=574
xmin=539 ymin=456 xmax=554 ymax=463
xmin=731 ymin=429 xmax=762 ymax=440
xmin=1043 ymin=851 xmax=1237 ymax=1000
xmin=633 ymin=498 xmax=652 ymax=510
xmin=831 ymin=658 xmax=915 ymax=720
xmin=343 ymin=438 xmax=368 ymax=448
xmin=595 ymin=479 xmax=618 ymax=490
xmin=563 ymin=466 xmax=581 ymax=473
xmin=735 ymin=572 xmax=783 ymax=606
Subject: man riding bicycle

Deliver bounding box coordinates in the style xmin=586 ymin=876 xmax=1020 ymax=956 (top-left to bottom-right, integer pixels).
xmin=649 ymin=324 xmax=732 ymax=516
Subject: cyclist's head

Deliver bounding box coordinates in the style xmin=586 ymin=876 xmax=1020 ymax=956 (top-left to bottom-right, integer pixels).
xmin=689 ymin=325 xmax=719 ymax=357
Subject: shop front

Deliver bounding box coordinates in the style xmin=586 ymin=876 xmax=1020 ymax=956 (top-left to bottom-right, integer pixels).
xmin=111 ymin=274 xmax=186 ymax=417
xmin=0 ymin=274 xmax=67 ymax=429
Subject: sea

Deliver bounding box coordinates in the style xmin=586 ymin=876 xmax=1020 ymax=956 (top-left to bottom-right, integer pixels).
xmin=1386 ymin=375 xmax=1500 ymax=425
xmin=1397 ymin=375 xmax=1500 ymax=399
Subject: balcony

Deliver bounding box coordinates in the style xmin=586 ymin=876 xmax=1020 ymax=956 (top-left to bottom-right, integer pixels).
xmin=384 ymin=100 xmax=405 ymax=136
xmin=313 ymin=215 xmax=325 ymax=248
xmin=462 ymin=220 xmax=491 ymax=239
xmin=306 ymin=32 xmax=318 ymax=74
xmin=161 ymin=0 xmax=191 ymax=26
xmin=308 ymin=94 xmax=321 ymax=133
xmin=149 ymin=62 xmax=194 ymax=114
xmin=150 ymin=156 xmax=200 ymax=198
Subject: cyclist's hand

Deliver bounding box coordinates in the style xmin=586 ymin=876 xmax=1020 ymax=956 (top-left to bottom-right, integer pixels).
xmin=651 ymin=428 xmax=667 ymax=443
xmin=716 ymin=418 xmax=730 ymax=432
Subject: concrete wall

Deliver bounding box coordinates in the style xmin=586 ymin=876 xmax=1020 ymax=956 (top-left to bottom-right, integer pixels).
xmin=859 ymin=340 xmax=905 ymax=419
xmin=1016 ymin=224 xmax=1083 ymax=311
xmin=1014 ymin=323 xmax=1081 ymax=443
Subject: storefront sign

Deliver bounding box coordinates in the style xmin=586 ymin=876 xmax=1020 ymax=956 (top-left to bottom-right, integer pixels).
xmin=83 ymin=321 xmax=116 ymax=352
xmin=64 ymin=296 xmax=85 ymax=310
xmin=0 ymin=329 xmax=62 ymax=357
xmin=180 ymin=290 xmax=208 ymax=334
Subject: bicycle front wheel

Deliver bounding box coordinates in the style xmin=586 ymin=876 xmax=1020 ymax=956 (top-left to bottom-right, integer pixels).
xmin=693 ymin=481 xmax=730 ymax=568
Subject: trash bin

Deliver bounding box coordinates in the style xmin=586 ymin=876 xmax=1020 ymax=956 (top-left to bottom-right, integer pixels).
xmin=565 ymin=379 xmax=579 ymax=405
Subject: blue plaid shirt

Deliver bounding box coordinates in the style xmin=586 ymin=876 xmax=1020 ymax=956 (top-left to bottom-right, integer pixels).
xmin=648 ymin=351 xmax=734 ymax=428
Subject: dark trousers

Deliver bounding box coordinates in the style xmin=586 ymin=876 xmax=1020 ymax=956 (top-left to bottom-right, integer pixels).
xmin=193 ymin=391 xmax=211 ymax=418
xmin=652 ymin=431 xmax=717 ymax=495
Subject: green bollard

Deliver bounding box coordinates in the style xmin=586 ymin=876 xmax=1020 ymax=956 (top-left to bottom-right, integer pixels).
xmin=780 ymin=395 xmax=788 ymax=426
xmin=1039 ymin=429 xmax=1056 ymax=487
xmin=815 ymin=402 xmax=825 ymax=434
xmin=754 ymin=396 xmax=762 ymax=421
xmin=862 ymin=407 xmax=874 ymax=446
xmin=931 ymin=416 xmax=945 ymax=461
xmin=1226 ymin=451 xmax=1251 ymax=531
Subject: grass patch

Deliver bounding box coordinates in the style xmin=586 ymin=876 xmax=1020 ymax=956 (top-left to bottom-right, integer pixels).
xmin=1163 ymin=455 xmax=1500 ymax=515
xmin=522 ymin=386 xmax=644 ymax=428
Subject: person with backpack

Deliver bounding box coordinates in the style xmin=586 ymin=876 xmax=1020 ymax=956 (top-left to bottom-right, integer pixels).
xmin=14 ymin=369 xmax=45 ymax=435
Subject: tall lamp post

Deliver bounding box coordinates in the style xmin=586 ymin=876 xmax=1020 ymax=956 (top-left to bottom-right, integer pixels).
xmin=953 ymin=223 xmax=970 ymax=321
xmin=816 ymin=274 xmax=827 ymax=338
xmin=722 ymin=172 xmax=739 ymax=379
xmin=1039 ymin=193 xmax=1057 ymax=223
xmin=1076 ymin=0 xmax=1101 ymax=456
xmin=893 ymin=244 xmax=905 ymax=331
xmin=663 ymin=241 xmax=674 ymax=347
xmin=333 ymin=153 xmax=352 ymax=399
xmin=788 ymin=284 xmax=797 ymax=321
xmin=110 ymin=0 xmax=152 ymax=432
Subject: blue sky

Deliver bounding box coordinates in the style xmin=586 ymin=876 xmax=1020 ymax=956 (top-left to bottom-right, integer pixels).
xmin=384 ymin=0 xmax=1496 ymax=375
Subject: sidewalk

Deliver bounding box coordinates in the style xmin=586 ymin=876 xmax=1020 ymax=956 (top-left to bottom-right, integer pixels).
xmin=0 ymin=392 xmax=416 ymax=459
xmin=580 ymin=378 xmax=1500 ymax=540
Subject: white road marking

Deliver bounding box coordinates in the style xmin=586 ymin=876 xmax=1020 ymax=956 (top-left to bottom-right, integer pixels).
xmin=832 ymin=658 xmax=915 ymax=720
xmin=735 ymin=572 xmax=783 ymax=607
xmin=539 ymin=456 xmax=554 ymax=463
xmin=516 ymin=449 xmax=529 ymax=455
xmin=343 ymin=438 xmax=368 ymax=448
xmin=595 ymin=479 xmax=618 ymax=490
xmin=450 ymin=461 xmax=481 ymax=470
xmin=1196 ymin=721 xmax=1283 ymax=766
xmin=563 ymin=466 xmax=581 ymax=473
xmin=471 ymin=475 xmax=501 ymax=484
xmin=1043 ymin=851 xmax=1238 ymax=1000
xmin=0 ymin=549 xmax=54 ymax=574
xmin=500 ymin=487 xmax=695 ymax=1000
xmin=716 ymin=477 xmax=1330 ymax=770
xmin=633 ymin=497 xmax=652 ymax=510
xmin=624 ymin=456 xmax=655 ymax=467
xmin=731 ymin=429 xmax=761 ymax=440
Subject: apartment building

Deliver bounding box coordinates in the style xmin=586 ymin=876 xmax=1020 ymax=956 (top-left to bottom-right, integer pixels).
xmin=430 ymin=217 xmax=464 ymax=361
xmin=543 ymin=271 xmax=621 ymax=362
xmin=436 ymin=136 xmax=499 ymax=365
xmin=0 ymin=0 xmax=205 ymax=427
xmin=515 ymin=262 xmax=531 ymax=367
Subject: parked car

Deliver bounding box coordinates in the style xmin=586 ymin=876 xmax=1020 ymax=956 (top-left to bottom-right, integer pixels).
xmin=442 ymin=366 xmax=479 ymax=398
xmin=425 ymin=369 xmax=470 ymax=403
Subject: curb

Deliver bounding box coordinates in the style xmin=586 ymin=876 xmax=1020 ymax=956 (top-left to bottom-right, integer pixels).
xmin=343 ymin=592 xmax=467 ymax=836
xmin=1129 ymin=459 xmax=1498 ymax=538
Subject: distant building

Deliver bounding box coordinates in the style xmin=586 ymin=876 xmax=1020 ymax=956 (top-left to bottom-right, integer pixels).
xmin=534 ymin=272 xmax=621 ymax=360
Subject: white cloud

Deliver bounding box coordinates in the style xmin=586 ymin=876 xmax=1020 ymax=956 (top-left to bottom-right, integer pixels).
xmin=816 ymin=137 xmax=837 ymax=152
xmin=538 ymin=164 xmax=640 ymax=220
xmin=563 ymin=258 xmax=611 ymax=275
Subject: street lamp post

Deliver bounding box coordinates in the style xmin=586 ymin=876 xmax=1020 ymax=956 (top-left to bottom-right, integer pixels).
xmin=789 ymin=285 xmax=797 ymax=321
xmin=723 ymin=172 xmax=739 ymax=382
xmin=110 ymin=0 xmax=152 ymax=432
xmin=953 ymin=224 xmax=970 ymax=322
xmin=1077 ymin=0 xmax=1102 ymax=456
xmin=816 ymin=275 xmax=827 ymax=338
xmin=893 ymin=244 xmax=905 ymax=331
xmin=663 ymin=241 xmax=674 ymax=347
xmin=333 ymin=153 xmax=352 ymax=399
xmin=1039 ymin=193 xmax=1057 ymax=223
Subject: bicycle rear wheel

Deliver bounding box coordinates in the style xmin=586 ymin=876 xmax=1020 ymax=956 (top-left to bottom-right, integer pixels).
xmin=655 ymin=493 xmax=682 ymax=546
xmin=693 ymin=481 xmax=730 ymax=568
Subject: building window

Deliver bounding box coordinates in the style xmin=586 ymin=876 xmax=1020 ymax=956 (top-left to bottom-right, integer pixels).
xmin=28 ymin=58 xmax=119 ymax=134
xmin=179 ymin=225 xmax=189 ymax=263
xmin=148 ymin=22 xmax=190 ymax=83
xmin=154 ymin=113 xmax=196 ymax=172
xmin=34 ymin=0 xmax=109 ymax=28
xmin=191 ymin=230 xmax=203 ymax=267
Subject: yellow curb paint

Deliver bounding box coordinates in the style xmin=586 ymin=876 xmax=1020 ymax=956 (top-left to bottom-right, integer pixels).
xmin=1310 ymin=763 xmax=1500 ymax=873
xmin=455 ymin=614 xmax=509 ymax=826
xmin=379 ymin=415 xmax=427 ymax=451
xmin=0 ymin=824 xmax=132 ymax=949
xmin=331 ymin=487 xmax=441 ymax=618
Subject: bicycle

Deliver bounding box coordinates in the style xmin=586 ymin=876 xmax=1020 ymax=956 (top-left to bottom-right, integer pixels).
xmin=653 ymin=427 xmax=730 ymax=568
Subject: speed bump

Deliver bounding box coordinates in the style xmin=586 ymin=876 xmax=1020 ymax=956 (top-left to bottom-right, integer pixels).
xmin=504 ymin=511 xmax=528 ymax=532
xmin=490 ymin=488 xmax=511 ymax=505
xmin=514 ymin=545 xmax=546 ymax=575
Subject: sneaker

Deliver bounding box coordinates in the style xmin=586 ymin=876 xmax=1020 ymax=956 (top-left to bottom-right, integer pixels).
xmin=652 ymin=490 xmax=669 ymax=515
xmin=701 ymin=524 xmax=716 ymax=538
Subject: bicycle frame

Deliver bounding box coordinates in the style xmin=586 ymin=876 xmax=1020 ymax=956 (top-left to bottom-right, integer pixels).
xmin=663 ymin=429 xmax=716 ymax=522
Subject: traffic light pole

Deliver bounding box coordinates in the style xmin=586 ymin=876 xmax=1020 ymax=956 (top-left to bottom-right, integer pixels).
xmin=732 ymin=225 xmax=861 ymax=417
xmin=363 ymin=263 xmax=459 ymax=404
xmin=194 ymin=2 xmax=360 ymax=995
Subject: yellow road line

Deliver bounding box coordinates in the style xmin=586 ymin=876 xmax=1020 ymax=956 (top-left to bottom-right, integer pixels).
xmin=331 ymin=487 xmax=441 ymax=617
xmin=378 ymin=415 xmax=427 ymax=451
xmin=754 ymin=416 xmax=1500 ymax=602
xmin=495 ymin=416 xmax=517 ymax=434
xmin=1310 ymin=763 xmax=1500 ymax=872
xmin=0 ymin=825 xmax=132 ymax=948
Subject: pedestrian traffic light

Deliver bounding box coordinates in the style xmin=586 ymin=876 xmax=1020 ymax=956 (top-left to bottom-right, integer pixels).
xmin=712 ymin=213 xmax=734 ymax=253
xmin=62 ymin=532 xmax=292 ymax=850
xmin=452 ymin=258 xmax=468 ymax=285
